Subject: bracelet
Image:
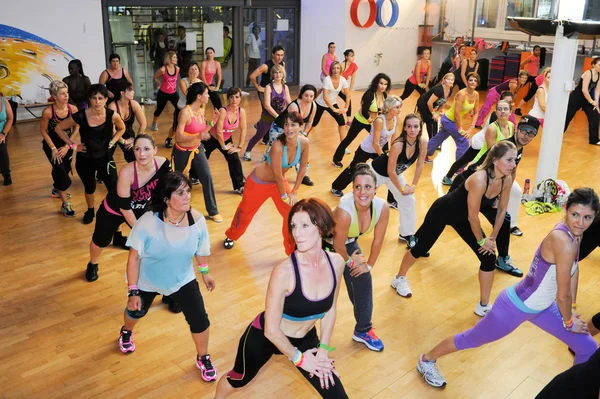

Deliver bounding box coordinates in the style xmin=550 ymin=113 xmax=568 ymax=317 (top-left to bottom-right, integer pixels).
xmin=477 ymin=238 xmax=486 ymax=246
xmin=562 ymin=317 xmax=574 ymax=331
xmin=198 ymin=263 xmax=209 ymax=274
xmin=51 ymin=146 xmax=57 ymax=151
xmin=318 ymin=343 xmax=337 ymax=352
xmin=296 ymin=353 xmax=305 ymax=368
xmin=120 ymin=138 xmax=126 ymax=144
xmin=290 ymin=348 xmax=303 ymax=365
xmin=128 ymin=285 xmax=139 ymax=290
xmin=572 ymin=302 xmax=577 ymax=310
xmin=221 ymin=145 xmax=228 ymax=150
xmin=367 ymin=264 xmax=372 ymax=271
xmin=109 ymin=140 xmax=115 ymax=147
xmin=281 ymin=194 xmax=288 ymax=201
xmin=128 ymin=289 xmax=141 ymax=297
xmin=208 ymin=120 xmax=214 ymax=127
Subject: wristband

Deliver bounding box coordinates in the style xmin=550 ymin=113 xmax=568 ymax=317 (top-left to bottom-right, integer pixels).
xmin=208 ymin=120 xmax=214 ymax=127
xmin=477 ymin=238 xmax=486 ymax=246
xmin=109 ymin=140 xmax=115 ymax=147
xmin=290 ymin=348 xmax=302 ymax=365
xmin=198 ymin=262 xmax=209 ymax=274
xmin=120 ymin=138 xmax=126 ymax=144
xmin=281 ymin=194 xmax=288 ymax=201
xmin=128 ymin=289 xmax=141 ymax=297
xmin=318 ymin=343 xmax=337 ymax=352
xmin=296 ymin=353 xmax=305 ymax=368
xmin=128 ymin=285 xmax=139 ymax=290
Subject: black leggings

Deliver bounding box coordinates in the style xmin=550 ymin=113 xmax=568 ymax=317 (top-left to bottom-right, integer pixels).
xmin=522 ymin=76 xmax=539 ymax=103
xmin=338 ymin=92 xmax=352 ymax=117
xmin=203 ymin=136 xmax=245 ymax=190
xmin=126 ymin=279 xmax=210 ymax=333
xmin=226 ymin=312 xmax=348 ymax=398
xmin=92 ymin=203 xmax=126 ymax=247
xmin=400 ymin=79 xmax=426 ymax=100
xmin=332 ymin=118 xmax=370 ymax=163
xmin=42 ymin=143 xmax=73 ymax=192
xmin=417 ymin=102 xmax=438 ymax=139
xmin=332 ymin=146 xmax=378 ymax=191
xmin=208 ymin=90 xmax=223 ymax=110
xmin=312 ymin=103 xmax=345 ymax=128
xmin=154 ymin=90 xmax=179 ymax=118
xmin=75 ymin=153 xmax=117 ymax=194
xmin=445 ymin=147 xmax=479 ymax=178
xmin=564 ymin=93 xmax=600 ymax=144
xmin=411 ymin=197 xmax=497 ymax=271
xmin=0 ymin=136 xmax=10 ymax=177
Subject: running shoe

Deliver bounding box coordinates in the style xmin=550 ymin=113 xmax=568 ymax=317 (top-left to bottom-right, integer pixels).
xmin=330 ymin=188 xmax=343 ymax=197
xmin=85 ymin=262 xmax=98 ymax=282
xmin=331 ymin=161 xmax=343 ymax=168
xmin=3 ymin=175 xmax=12 ymax=186
xmin=234 ymin=187 xmax=244 ymax=195
xmin=224 ymin=238 xmax=235 ymax=249
xmin=208 ymin=214 xmax=223 ymax=223
xmin=301 ymin=176 xmax=314 ymax=186
xmin=352 ymin=328 xmax=384 ymax=351
xmin=196 ymin=354 xmax=218 ymax=382
xmin=474 ymin=302 xmax=493 ymax=317
xmin=424 ymin=156 xmax=433 ymax=164
xmin=190 ymin=177 xmax=200 ymax=185
xmin=391 ymin=275 xmax=412 ymax=297
xmin=242 ymin=151 xmax=251 ymax=161
xmin=417 ymin=354 xmax=447 ymax=388
xmin=144 ymin=98 xmax=156 ymax=105
xmin=442 ymin=176 xmax=453 ymax=186
xmin=495 ymin=256 xmax=523 ymax=277
xmin=151 ymin=122 xmax=158 ymax=131
xmin=83 ymin=208 xmax=95 ymax=225
xmin=510 ymin=226 xmax=523 ymax=236
xmin=51 ymin=188 xmax=71 ymax=199
xmin=118 ymin=326 xmax=136 ymax=353
xmin=165 ymin=138 xmax=173 ymax=148
xmin=388 ymin=201 xmax=398 ymax=210
xmin=398 ymin=234 xmax=411 ymax=243
xmin=61 ymin=202 xmax=76 ymax=218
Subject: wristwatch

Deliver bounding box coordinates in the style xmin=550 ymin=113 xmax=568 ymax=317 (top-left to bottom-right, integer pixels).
xmin=367 ymin=265 xmax=372 ymax=271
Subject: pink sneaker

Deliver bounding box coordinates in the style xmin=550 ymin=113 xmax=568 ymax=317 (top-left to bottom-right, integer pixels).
xmin=196 ymin=354 xmax=218 ymax=382
xmin=118 ymin=326 xmax=136 ymax=353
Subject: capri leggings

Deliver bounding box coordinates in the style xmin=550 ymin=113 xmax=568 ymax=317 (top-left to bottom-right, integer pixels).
xmin=92 ymin=201 xmax=127 ymax=247
xmin=410 ymin=197 xmax=496 ymax=271
xmin=125 ymin=279 xmax=210 ymax=334
xmin=312 ymin=104 xmax=345 ymax=128
xmin=338 ymin=92 xmax=352 ymax=117
xmin=113 ymin=128 xmax=135 ymax=163
xmin=454 ymin=289 xmax=598 ymax=365
xmin=75 ymin=153 xmax=117 ymax=194
xmin=154 ymin=90 xmax=179 ymax=118
xmin=332 ymin=118 xmax=370 ymax=164
xmin=225 ymin=312 xmax=348 ymax=398
xmin=42 ymin=142 xmax=73 ymax=191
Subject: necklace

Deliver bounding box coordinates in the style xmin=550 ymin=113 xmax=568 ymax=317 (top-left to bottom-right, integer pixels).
xmin=165 ymin=211 xmax=186 ymax=227
xmin=405 ymin=139 xmax=416 ymax=147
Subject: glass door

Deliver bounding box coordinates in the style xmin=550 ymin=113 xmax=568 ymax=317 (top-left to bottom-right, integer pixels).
xmin=242 ymin=9 xmax=267 ymax=89
xmin=272 ymin=8 xmax=296 ymax=84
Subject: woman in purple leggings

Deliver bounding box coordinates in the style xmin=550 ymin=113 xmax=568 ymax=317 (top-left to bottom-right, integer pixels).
xmin=415 ymin=187 xmax=600 ymax=389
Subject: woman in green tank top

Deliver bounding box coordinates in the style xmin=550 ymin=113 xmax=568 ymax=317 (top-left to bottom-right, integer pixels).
xmin=472 ymin=99 xmax=514 ymax=164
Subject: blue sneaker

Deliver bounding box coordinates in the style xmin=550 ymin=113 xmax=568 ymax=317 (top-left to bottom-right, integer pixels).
xmin=495 ymin=256 xmax=523 ymax=277
xmin=352 ymin=328 xmax=384 ymax=351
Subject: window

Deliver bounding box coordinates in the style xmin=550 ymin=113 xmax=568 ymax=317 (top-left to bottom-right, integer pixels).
xmin=505 ymin=0 xmax=535 ymax=30
xmin=536 ymin=0 xmax=558 ymax=18
xmin=476 ymin=0 xmax=499 ymax=28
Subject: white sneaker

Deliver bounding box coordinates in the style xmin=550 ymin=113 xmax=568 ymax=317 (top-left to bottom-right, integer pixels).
xmin=242 ymin=151 xmax=251 ymax=161
xmin=344 ymin=148 xmax=351 ymax=154
xmin=417 ymin=354 xmax=447 ymax=388
xmin=391 ymin=275 xmax=412 ymax=297
xmin=474 ymin=302 xmax=493 ymax=317
xmin=144 ymin=99 xmax=157 ymax=105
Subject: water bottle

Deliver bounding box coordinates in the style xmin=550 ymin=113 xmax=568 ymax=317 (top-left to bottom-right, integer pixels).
xmin=544 ymin=184 xmax=552 ymax=203
xmin=524 ymin=179 xmax=530 ymax=195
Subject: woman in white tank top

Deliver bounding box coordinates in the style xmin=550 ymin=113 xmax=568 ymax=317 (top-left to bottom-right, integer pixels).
xmin=528 ymin=67 xmax=550 ymax=127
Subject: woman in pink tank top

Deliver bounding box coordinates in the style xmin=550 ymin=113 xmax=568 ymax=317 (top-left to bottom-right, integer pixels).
xmin=204 ymin=87 xmax=247 ymax=194
xmin=400 ymin=48 xmax=432 ymax=101
xmin=201 ymin=47 xmax=222 ymax=91
xmin=320 ymin=42 xmax=338 ymax=82
xmin=151 ymin=51 xmax=180 ymax=132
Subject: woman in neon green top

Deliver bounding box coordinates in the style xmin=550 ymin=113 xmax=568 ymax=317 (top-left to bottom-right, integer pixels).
xmin=472 ymin=99 xmax=514 ymax=164
xmin=325 ymin=164 xmax=390 ymax=352
xmin=426 ymin=72 xmax=480 ymax=163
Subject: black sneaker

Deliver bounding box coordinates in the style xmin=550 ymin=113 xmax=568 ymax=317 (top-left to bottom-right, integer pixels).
xmin=331 ymin=161 xmax=343 ymax=168
xmin=113 ymin=232 xmax=129 ymax=249
xmin=510 ymin=226 xmax=523 ymax=237
xmin=330 ymin=188 xmax=343 ymax=197
xmin=162 ymin=295 xmax=182 ymax=313
xmin=301 ymin=176 xmax=314 ymax=186
xmin=85 ymin=262 xmax=99 ymax=282
xmin=83 ymin=208 xmax=95 ymax=224
xmin=388 ymin=201 xmax=398 ymax=210
xmin=514 ymin=108 xmax=523 ymax=116
xmin=165 ymin=137 xmax=173 ymax=148
xmin=224 ymin=237 xmax=234 ymax=249
xmin=3 ymin=174 xmax=12 ymax=186
xmin=399 ymin=234 xmax=411 ymax=242
xmin=191 ymin=177 xmax=200 ymax=185
xmin=61 ymin=202 xmax=76 ymax=218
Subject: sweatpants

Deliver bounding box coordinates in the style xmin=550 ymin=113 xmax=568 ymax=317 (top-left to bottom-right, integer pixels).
xmin=226 ymin=312 xmax=348 ymax=398
xmin=427 ymin=114 xmax=470 ymax=160
xmin=370 ymin=165 xmax=417 ymax=237
xmin=455 ymin=289 xmax=598 ymax=365
xmin=225 ymin=172 xmax=295 ymax=255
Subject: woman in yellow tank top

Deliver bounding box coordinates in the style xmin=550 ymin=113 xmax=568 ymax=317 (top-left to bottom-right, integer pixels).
xmin=425 ymin=72 xmax=480 ymax=163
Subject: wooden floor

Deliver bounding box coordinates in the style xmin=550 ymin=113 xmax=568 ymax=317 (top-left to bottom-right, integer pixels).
xmin=1 ymin=87 xmax=599 ymax=399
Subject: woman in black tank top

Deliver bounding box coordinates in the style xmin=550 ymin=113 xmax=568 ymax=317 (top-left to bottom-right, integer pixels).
xmin=216 ymin=199 xmax=349 ymax=398
xmin=99 ymin=53 xmax=133 ymax=103
xmin=564 ymin=57 xmax=600 ymax=145
xmin=391 ymin=141 xmax=517 ymax=318
xmin=455 ymin=48 xmax=480 ymax=90
xmin=40 ymin=80 xmax=80 ymax=217
xmin=108 ymin=81 xmax=147 ymax=163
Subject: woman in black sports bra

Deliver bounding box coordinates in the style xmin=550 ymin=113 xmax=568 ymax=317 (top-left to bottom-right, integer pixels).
xmin=564 ymin=56 xmax=600 ymax=145
xmin=391 ymin=141 xmax=517 ymax=318
xmin=98 ymin=53 xmax=133 ymax=103
xmin=108 ymin=81 xmax=147 ymax=162
xmin=215 ymin=198 xmax=348 ymax=399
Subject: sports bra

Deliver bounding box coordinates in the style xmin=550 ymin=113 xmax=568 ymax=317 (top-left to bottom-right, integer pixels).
xmin=265 ymin=137 xmax=301 ymax=168
xmin=115 ymin=101 xmax=135 ymax=135
xmin=282 ymin=251 xmax=337 ymax=322
xmin=183 ymin=106 xmax=206 ymax=136
xmin=46 ymin=104 xmax=73 ymax=147
xmin=221 ymin=106 xmax=239 ymax=141
xmin=204 ymin=61 xmax=217 ymax=86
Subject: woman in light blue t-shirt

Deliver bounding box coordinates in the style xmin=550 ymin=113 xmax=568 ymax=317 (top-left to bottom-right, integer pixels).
xmin=117 ymin=172 xmax=219 ymax=383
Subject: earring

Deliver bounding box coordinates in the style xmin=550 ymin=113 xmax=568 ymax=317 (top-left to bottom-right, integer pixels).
xmin=164 ymin=197 xmax=169 ymax=203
